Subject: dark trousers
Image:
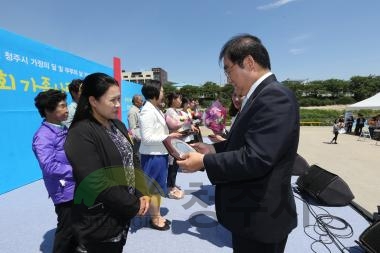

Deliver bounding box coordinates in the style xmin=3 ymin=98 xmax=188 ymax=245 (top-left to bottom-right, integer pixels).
xmin=355 ymin=125 xmax=363 ymax=136
xmin=346 ymin=123 xmax=353 ymax=133
xmin=84 ymin=239 xmax=126 ymax=253
xmin=167 ymin=159 xmax=179 ymax=188
xmin=53 ymin=200 xmax=76 ymax=253
xmin=232 ymin=234 xmax=288 ymax=253
xmin=331 ymin=132 xmax=338 ymax=143
xmin=369 ymin=127 xmax=374 ymax=138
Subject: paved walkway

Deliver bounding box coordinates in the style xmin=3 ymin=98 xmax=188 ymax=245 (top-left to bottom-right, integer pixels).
xmin=298 ymin=126 xmax=379 ymax=214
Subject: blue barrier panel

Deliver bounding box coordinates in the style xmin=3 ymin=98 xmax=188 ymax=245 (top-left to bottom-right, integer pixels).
xmin=0 ymin=28 xmax=117 ymax=194
xmin=121 ymin=81 xmax=143 ymax=129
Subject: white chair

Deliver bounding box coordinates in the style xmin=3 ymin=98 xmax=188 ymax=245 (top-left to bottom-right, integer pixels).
xmin=357 ymin=126 xmax=371 ymax=141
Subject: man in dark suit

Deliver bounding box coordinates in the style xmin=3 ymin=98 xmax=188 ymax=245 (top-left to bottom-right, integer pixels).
xmin=177 ymin=34 xmax=300 ymax=253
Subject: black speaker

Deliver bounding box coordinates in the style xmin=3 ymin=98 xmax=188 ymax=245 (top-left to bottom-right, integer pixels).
xmin=357 ymin=221 xmax=380 ymax=253
xmin=296 ymin=165 xmax=354 ymax=206
xmin=292 ymin=153 xmax=310 ymax=176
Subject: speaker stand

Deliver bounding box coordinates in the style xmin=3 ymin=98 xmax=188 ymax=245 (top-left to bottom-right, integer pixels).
xmin=350 ymin=201 xmax=374 ymax=223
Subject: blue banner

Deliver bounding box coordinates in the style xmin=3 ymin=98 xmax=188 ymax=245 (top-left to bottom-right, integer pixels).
xmin=0 ymin=28 xmax=141 ymax=194
xmin=122 ymin=81 xmax=143 ymax=129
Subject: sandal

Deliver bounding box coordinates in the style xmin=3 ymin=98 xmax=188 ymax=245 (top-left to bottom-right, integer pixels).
xmin=158 ymin=216 xmax=171 ymax=225
xmin=173 ymin=186 xmax=185 ymax=198
xmin=168 ymin=188 xmax=184 ymax=199
xmin=149 ymin=219 xmax=170 ymax=231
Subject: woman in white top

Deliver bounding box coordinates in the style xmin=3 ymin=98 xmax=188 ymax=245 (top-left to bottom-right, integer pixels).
xmin=139 ymin=83 xmax=182 ymax=230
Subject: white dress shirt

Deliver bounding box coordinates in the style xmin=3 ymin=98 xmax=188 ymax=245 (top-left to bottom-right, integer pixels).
xmin=240 ymin=71 xmax=273 ymax=111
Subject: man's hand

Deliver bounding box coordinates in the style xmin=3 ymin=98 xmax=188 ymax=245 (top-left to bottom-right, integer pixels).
xmin=177 ymin=152 xmax=205 ymax=172
xmin=208 ymin=134 xmax=225 ymax=143
xmin=190 ymin=142 xmax=216 ymax=154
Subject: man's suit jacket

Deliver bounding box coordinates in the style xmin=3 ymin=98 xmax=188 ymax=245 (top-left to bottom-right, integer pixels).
xmin=204 ymin=74 xmax=300 ymax=243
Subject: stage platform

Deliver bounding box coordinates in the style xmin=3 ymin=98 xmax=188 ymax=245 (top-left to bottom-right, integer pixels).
xmin=0 ymin=170 xmax=370 ymax=253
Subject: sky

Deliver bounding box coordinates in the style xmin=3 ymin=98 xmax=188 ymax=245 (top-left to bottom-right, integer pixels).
xmin=1 ymin=0 xmax=380 ymax=85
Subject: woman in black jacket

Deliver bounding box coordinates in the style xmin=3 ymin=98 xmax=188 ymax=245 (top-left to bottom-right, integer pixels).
xmin=64 ymin=73 xmax=150 ymax=253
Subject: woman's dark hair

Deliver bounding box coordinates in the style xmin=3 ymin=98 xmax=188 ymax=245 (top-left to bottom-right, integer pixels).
xmin=68 ymin=79 xmax=83 ymax=99
xmin=70 ymin=72 xmax=119 ymax=127
xmin=34 ymin=89 xmax=67 ymax=118
xmin=219 ymin=33 xmax=271 ymax=70
xmin=181 ymin=97 xmax=189 ymax=108
xmin=166 ymin=92 xmax=182 ymax=107
xmin=141 ymin=82 xmax=161 ymax=100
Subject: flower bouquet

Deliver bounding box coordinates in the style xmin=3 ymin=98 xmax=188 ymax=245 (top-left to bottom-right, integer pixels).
xmin=165 ymin=109 xmax=191 ymax=131
xmin=204 ymin=100 xmax=227 ymax=135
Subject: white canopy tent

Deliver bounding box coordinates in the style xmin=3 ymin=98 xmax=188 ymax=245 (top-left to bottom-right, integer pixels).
xmin=346 ymin=92 xmax=380 ymax=110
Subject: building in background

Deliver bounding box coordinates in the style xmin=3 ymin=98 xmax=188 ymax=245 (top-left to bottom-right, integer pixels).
xmin=122 ymin=67 xmax=168 ymax=86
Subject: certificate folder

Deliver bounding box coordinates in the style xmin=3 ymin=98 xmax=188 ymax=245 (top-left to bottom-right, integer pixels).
xmin=163 ymin=137 xmax=197 ymax=160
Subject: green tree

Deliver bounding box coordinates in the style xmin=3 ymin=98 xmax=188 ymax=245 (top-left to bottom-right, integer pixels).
xmin=168 ymin=75 xmax=379 ymax=108
xmin=283 ymin=80 xmax=304 ymax=100
xmin=180 ymin=85 xmax=200 ymax=100
xmin=201 ymin=82 xmax=220 ymax=100
xmin=349 ymin=75 xmax=380 ymax=101
xmin=323 ymin=79 xmax=350 ymax=101
xmin=219 ymin=84 xmax=234 ymax=107
xmin=163 ymin=82 xmax=177 ymax=95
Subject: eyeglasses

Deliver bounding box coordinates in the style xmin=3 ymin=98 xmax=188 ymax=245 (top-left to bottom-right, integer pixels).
xmin=224 ymin=63 xmax=236 ymax=78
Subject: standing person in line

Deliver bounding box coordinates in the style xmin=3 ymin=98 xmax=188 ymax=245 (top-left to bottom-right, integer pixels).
xmin=354 ymin=113 xmax=366 ymax=136
xmin=64 ymin=73 xmax=150 ymax=253
xmin=345 ymin=115 xmax=354 ymax=134
xmin=178 ymin=34 xmax=300 ymax=253
xmin=165 ymin=93 xmax=197 ymax=199
xmin=32 ymin=89 xmax=77 ymax=253
xmin=63 ymin=79 xmax=82 ymax=128
xmin=180 ymin=97 xmax=199 ymax=144
xmin=139 ymin=83 xmax=183 ymax=230
xmin=208 ymin=91 xmax=244 ymax=143
xmin=367 ymin=116 xmax=377 ymax=138
xmin=188 ymin=98 xmax=203 ymax=142
xmin=128 ymin=94 xmax=144 ymax=155
xmin=229 ymin=91 xmax=244 ymax=125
